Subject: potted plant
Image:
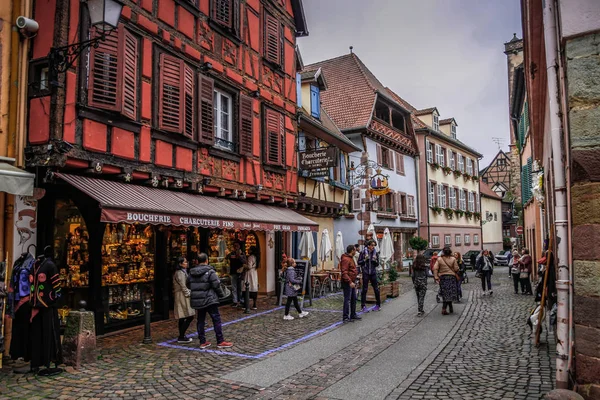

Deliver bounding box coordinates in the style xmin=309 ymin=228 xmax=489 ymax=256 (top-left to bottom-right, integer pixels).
xmin=473 ymin=212 xmax=481 ymax=220
xmin=444 ymin=207 xmax=454 ymax=220
xmin=453 ymin=170 xmax=462 ymax=178
xmin=463 ymin=173 xmax=472 ymax=181
xmin=430 ymin=206 xmax=442 ymax=215
xmin=454 ymin=209 xmax=465 ymax=218
xmin=430 ymin=162 xmax=440 ymax=171
xmin=368 ymin=269 xmax=389 ymax=302
xmin=472 ymin=175 xmax=480 ymax=182
xmin=465 ymin=210 xmax=473 ymax=219
xmin=388 ymin=262 xmax=400 ymax=298
xmin=442 ymin=166 xmax=452 ymax=175
xmin=409 ymin=236 xmax=428 ymax=254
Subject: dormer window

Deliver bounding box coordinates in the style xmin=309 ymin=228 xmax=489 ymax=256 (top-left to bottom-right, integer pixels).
xmin=375 ymin=102 xmax=390 ymax=124
xmin=433 ymin=114 xmax=439 ymax=131
xmin=310 ymin=85 xmax=320 ymax=119
xmin=451 ymin=124 xmax=457 ymax=138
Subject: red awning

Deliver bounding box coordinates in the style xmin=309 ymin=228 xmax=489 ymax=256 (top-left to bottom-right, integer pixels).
xmin=56 ymin=174 xmax=318 ymax=232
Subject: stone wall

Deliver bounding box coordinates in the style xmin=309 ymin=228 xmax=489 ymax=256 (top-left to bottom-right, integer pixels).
xmin=566 ymin=32 xmax=600 ymax=400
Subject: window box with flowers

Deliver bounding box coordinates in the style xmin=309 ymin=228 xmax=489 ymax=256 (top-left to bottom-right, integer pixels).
xmin=430 ymin=162 xmax=441 ymax=171
xmin=473 ymin=212 xmax=481 ymax=220
xmin=430 ymin=206 xmax=442 ymax=215
xmin=443 ymin=207 xmax=454 ymax=220
xmin=454 ymin=209 xmax=465 ymax=218
xmin=453 ymin=170 xmax=462 ymax=178
xmin=463 ymin=173 xmax=472 ymax=181
xmin=465 ymin=210 xmax=473 ymax=219
xmin=472 ymin=175 xmax=480 ymax=182
xmin=442 ymin=166 xmax=452 ymax=175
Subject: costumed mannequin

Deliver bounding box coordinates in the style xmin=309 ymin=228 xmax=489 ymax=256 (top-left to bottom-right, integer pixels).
xmin=8 ymin=249 xmax=36 ymax=364
xmin=29 ymin=245 xmax=63 ymax=375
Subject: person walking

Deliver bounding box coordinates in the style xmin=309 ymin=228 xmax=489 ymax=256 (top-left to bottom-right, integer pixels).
xmin=227 ymin=242 xmax=246 ymax=307
xmin=340 ymin=245 xmax=361 ymax=323
xmin=189 ymin=253 xmax=233 ymax=349
xmin=243 ymin=246 xmax=259 ymax=310
xmin=454 ymin=252 xmax=466 ymax=302
xmin=476 ymin=249 xmax=494 ymax=296
xmin=519 ymin=249 xmax=533 ymax=295
xmin=433 ymin=247 xmax=460 ymax=315
xmin=358 ymin=240 xmax=381 ymax=312
xmin=410 ymin=254 xmax=428 ymax=316
xmin=470 ymin=251 xmax=477 ymax=272
xmin=282 ymin=258 xmax=309 ymax=320
xmin=510 ymin=251 xmax=522 ymax=294
xmin=173 ymin=257 xmax=195 ymax=343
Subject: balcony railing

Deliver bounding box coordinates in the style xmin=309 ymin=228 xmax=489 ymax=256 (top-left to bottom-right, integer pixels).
xmin=215 ymin=137 xmax=238 ymax=153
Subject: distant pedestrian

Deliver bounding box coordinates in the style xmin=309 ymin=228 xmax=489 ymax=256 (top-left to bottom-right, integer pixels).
xmin=340 ymin=245 xmax=361 ymax=323
xmin=227 ymin=242 xmax=246 ymax=307
xmin=173 ymin=257 xmax=195 ymax=344
xmin=411 ymin=254 xmax=428 ymax=316
xmin=518 ymin=249 xmax=533 ymax=295
xmin=469 ymin=252 xmax=477 ymax=272
xmin=510 ymin=251 xmax=521 ymax=294
xmin=353 ymin=244 xmax=360 ymax=267
xmin=454 ymin=252 xmax=466 ymax=301
xmin=430 ymin=252 xmax=439 ymax=275
xmin=282 ymin=258 xmax=309 ymax=321
xmin=189 ymin=253 xmax=233 ymax=349
xmin=243 ymin=246 xmax=259 ymax=310
xmin=358 ymin=240 xmax=381 ymax=312
xmin=477 ymin=249 xmax=494 ymax=296
xmin=433 ymin=247 xmax=460 ymax=315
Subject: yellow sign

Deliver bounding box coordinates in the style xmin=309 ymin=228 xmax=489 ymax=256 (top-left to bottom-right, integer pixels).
xmin=369 ymin=169 xmax=390 ymax=196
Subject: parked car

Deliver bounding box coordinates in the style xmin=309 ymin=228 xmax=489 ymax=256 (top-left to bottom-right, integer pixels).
xmin=494 ymin=250 xmax=510 ymax=266
xmin=464 ymin=250 xmax=481 ymax=270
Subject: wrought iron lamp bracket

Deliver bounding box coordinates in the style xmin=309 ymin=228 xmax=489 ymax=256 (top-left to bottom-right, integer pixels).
xmin=48 ymin=31 xmax=108 ymax=86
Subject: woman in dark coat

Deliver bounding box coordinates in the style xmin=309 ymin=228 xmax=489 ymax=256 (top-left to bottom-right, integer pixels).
xmin=282 ymin=258 xmax=309 ymax=321
xmin=410 ymin=254 xmax=428 ymax=316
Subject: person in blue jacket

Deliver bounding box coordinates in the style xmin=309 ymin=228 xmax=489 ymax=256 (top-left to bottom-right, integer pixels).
xmin=282 ymin=258 xmax=309 ymax=321
xmin=358 ymin=240 xmax=381 ymax=312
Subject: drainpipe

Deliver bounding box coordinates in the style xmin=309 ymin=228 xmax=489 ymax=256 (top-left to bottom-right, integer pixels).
xmin=414 ymin=154 xmax=421 ymax=230
xmin=542 ymin=0 xmax=570 ymax=389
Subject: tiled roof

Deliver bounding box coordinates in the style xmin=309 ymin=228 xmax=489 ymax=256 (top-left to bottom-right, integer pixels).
xmin=480 ymin=183 xmax=502 ymax=199
xmin=300 ymin=69 xmax=319 ymax=80
xmin=384 ymin=88 xmax=428 ymax=129
xmin=305 ymin=53 xmax=385 ymax=131
xmin=414 ymin=107 xmax=437 ymax=116
xmin=439 ymin=118 xmax=457 ymax=125
xmin=368 ymin=120 xmax=417 ymax=155
xmin=298 ymin=107 xmax=361 ymax=152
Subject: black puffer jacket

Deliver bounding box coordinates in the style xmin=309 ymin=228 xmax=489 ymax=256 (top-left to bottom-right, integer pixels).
xmin=189 ymin=265 xmax=225 ymax=310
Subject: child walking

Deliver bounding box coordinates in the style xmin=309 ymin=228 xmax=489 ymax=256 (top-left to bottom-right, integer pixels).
xmin=282 ymin=258 xmax=309 ymax=321
xmin=411 ymin=254 xmax=428 ymax=316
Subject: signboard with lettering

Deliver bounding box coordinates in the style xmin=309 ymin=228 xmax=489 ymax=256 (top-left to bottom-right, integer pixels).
xmin=299 ymin=148 xmax=338 ymax=170
xmin=100 ymin=208 xmax=318 ymax=232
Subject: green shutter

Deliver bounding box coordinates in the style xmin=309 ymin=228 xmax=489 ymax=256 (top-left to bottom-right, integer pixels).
xmin=524 ymin=101 xmax=529 ymax=135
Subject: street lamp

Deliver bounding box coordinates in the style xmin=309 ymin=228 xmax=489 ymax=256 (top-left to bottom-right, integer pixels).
xmin=48 ymin=0 xmax=123 ymax=86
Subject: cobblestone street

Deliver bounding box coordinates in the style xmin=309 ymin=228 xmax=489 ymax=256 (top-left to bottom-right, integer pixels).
xmin=0 ymin=271 xmax=555 ymax=399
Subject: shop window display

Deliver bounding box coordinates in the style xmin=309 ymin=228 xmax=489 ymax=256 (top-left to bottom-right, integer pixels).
xmin=101 ymin=223 xmax=155 ymax=324
xmin=207 ymin=230 xmax=259 ymax=292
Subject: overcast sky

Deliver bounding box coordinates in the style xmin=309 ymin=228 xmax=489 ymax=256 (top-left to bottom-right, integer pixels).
xmin=297 ymin=0 xmax=522 ymax=167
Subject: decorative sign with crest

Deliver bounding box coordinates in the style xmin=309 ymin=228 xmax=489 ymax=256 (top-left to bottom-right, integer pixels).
xmin=369 ymin=169 xmax=390 ymax=196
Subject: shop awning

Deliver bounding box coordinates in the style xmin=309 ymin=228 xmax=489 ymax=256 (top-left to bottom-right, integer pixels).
xmin=0 ymin=161 xmax=35 ymax=196
xmin=56 ymin=173 xmax=318 ymax=232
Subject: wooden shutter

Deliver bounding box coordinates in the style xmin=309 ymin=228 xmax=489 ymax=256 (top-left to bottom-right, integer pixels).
xmin=264 ymin=12 xmax=281 ymax=65
xmin=352 ymin=188 xmax=361 ymax=211
xmin=310 ymin=86 xmax=320 ymax=118
xmin=89 ymin=27 xmax=121 ymax=111
xmin=296 ymin=73 xmax=302 ymax=107
xmin=376 ymin=144 xmax=382 ymax=166
xmin=183 ymin=65 xmax=195 ymax=139
xmin=120 ymin=29 xmax=138 ymax=120
xmin=198 ymin=74 xmax=215 ymax=145
xmin=158 ymin=54 xmax=183 ymax=133
xmin=213 ymin=0 xmax=233 ymax=27
xmin=265 ymin=108 xmax=283 ymax=165
xmin=239 ymin=94 xmax=254 ymax=156
xmin=395 ymin=152 xmax=404 ymax=175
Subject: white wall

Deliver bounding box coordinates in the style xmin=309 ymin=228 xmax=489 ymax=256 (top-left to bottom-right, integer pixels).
xmin=559 ymin=0 xmax=600 ymax=39
xmin=481 ymin=196 xmax=503 ymax=253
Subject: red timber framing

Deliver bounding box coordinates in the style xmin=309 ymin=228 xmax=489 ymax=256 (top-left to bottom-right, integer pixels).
xmin=26 ymin=0 xmax=307 ymax=200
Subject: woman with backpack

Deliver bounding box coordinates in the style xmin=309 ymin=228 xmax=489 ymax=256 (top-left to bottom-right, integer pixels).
xmin=173 ymin=257 xmax=195 ymax=343
xmin=282 ymin=258 xmax=309 ymax=321
xmin=433 ymin=247 xmax=460 ymax=315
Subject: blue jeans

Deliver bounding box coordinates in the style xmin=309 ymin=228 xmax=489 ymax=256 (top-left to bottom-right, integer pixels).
xmin=361 ymin=273 xmax=380 ymax=307
xmin=230 ymin=273 xmax=240 ymax=303
xmin=342 ymin=281 xmax=357 ymax=320
xmin=197 ymin=305 xmax=224 ymax=344
xmin=480 ymin=270 xmax=492 ymax=291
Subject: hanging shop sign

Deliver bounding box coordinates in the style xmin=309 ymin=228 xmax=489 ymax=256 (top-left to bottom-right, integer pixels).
xmin=299 ymin=147 xmax=338 ymax=170
xmin=369 ymin=169 xmax=390 ymax=196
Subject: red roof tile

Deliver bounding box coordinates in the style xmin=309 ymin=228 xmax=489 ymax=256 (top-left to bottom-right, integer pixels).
xmin=414 ymin=107 xmax=437 ymax=116
xmin=480 ymin=183 xmax=502 ymax=199
xmin=439 ymin=117 xmax=457 ymax=125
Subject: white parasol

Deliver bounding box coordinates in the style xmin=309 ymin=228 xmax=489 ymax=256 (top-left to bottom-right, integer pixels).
xmin=319 ymin=229 xmax=332 ymax=270
xmin=380 ymin=228 xmax=394 ymax=268
xmin=334 ymin=231 xmax=344 ymax=267
xmin=298 ymin=231 xmax=316 ymax=261
xmin=366 ymin=223 xmax=379 ymax=250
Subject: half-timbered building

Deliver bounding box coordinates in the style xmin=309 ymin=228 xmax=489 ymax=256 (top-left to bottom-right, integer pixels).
xmin=24 ymin=0 xmax=313 ymax=333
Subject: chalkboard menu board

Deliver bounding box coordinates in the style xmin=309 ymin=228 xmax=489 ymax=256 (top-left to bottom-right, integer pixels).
xmin=278 ymin=259 xmax=311 ymax=306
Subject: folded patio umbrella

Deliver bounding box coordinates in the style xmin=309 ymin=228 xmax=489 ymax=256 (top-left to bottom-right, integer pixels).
xmin=298 ymin=231 xmax=316 ymax=261
xmin=319 ymin=229 xmax=332 ymax=270
xmin=380 ymin=228 xmax=394 ymax=268
xmin=334 ymin=231 xmax=344 ymax=267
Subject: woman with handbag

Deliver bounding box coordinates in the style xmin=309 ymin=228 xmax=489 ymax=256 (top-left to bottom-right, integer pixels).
xmin=518 ymin=249 xmax=533 ymax=295
xmin=510 ymin=251 xmax=522 ymax=294
xmin=433 ymin=247 xmax=460 ymax=315
xmin=282 ymin=258 xmax=309 ymax=321
xmin=173 ymin=257 xmax=195 ymax=343
xmin=476 ymin=250 xmax=494 ymax=296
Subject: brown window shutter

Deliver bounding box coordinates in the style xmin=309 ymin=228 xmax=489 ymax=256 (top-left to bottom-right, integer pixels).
xmin=264 ymin=12 xmax=281 ymax=65
xmin=158 ymin=54 xmax=184 ymax=133
xmin=89 ymin=27 xmax=121 ymax=111
xmin=183 ymin=65 xmax=195 ymax=139
xmin=395 ymin=192 xmax=401 ymax=214
xmin=198 ymin=74 xmax=215 ymax=145
xmin=239 ymin=94 xmax=253 ymax=156
xmin=121 ymin=28 xmax=139 ymax=120
xmin=265 ymin=108 xmax=283 ymax=165
xmin=213 ymin=0 xmax=233 ymax=28
xmin=376 ymin=144 xmax=382 ymax=166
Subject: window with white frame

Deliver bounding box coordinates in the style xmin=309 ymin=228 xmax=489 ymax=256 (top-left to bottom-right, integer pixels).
xmin=214 ymin=89 xmax=234 ymax=151
xmin=455 ymin=234 xmax=461 ymax=245
xmin=468 ymin=191 xmax=475 ymax=212
xmin=426 ymin=140 xmax=433 ymax=163
xmin=407 ymin=196 xmax=416 ymax=216
xmin=451 ymin=124 xmax=457 ymax=139
xmin=444 ymin=234 xmax=451 ymax=246
xmin=459 ymin=189 xmax=466 ymax=211
xmin=428 ymin=181 xmax=435 ymax=207
xmin=475 ymin=193 xmax=480 ymax=212
xmin=449 ymin=187 xmax=457 ymax=209
xmin=433 ymin=114 xmax=439 ymax=131
xmin=435 ymin=144 xmax=445 ymax=166
xmin=473 ymin=234 xmax=479 ymax=245
xmin=458 ymin=154 xmax=464 ymax=172
xmin=437 ymin=184 xmax=446 ymax=208
xmin=466 ymin=158 xmax=473 ymax=175
xmin=431 ymin=235 xmax=440 ymax=248
xmin=448 ymin=150 xmax=455 ymax=170
xmin=464 ymin=234 xmax=471 ymax=245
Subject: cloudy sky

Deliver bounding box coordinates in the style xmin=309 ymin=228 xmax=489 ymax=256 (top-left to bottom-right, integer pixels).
xmin=297 ymin=0 xmax=522 ymax=167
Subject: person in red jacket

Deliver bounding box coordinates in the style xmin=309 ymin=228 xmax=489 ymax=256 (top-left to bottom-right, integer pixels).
xmin=340 ymin=245 xmax=361 ymax=323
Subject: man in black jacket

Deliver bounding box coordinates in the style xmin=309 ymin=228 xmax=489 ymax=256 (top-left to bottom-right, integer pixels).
xmin=189 ymin=253 xmax=233 ymax=349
